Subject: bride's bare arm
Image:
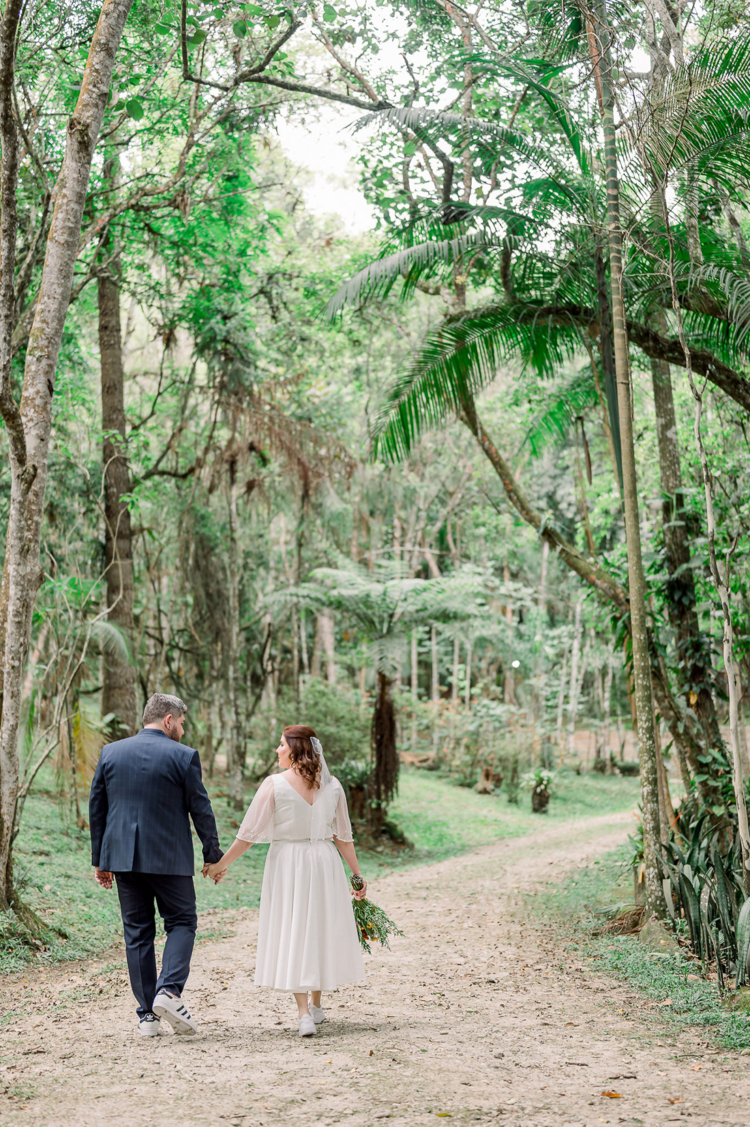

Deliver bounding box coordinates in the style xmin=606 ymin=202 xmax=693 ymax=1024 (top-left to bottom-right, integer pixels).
xmin=205 ymin=837 xmax=252 ymax=881
xmin=206 ymin=776 xmax=275 ymax=882
xmin=333 ymin=838 xmax=367 ymax=899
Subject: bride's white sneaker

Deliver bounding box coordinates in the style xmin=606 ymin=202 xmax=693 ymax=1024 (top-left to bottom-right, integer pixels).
xmin=153 ymin=992 xmax=198 ymax=1035
xmin=298 ymin=1014 xmax=317 ymax=1037
xmin=309 ymin=1004 xmax=325 ymax=1024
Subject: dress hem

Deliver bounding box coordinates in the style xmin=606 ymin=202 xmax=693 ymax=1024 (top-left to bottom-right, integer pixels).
xmin=254 ymin=976 xmax=366 ymax=993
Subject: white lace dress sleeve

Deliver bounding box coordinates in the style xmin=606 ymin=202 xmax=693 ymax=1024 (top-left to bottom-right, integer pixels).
xmin=236 ymin=775 xmax=275 ymax=844
xmin=331 ymin=780 xmax=354 ymax=843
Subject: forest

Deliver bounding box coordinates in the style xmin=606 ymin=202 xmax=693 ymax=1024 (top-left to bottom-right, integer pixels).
xmin=2 ymin=0 xmax=750 ymax=1056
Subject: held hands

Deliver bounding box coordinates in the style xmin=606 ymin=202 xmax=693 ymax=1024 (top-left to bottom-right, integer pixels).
xmin=203 ymin=860 xmax=229 ymax=884
xmin=95 ymin=868 xmax=113 ymax=890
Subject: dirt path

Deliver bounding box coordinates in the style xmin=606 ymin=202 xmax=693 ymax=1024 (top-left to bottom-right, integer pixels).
xmin=2 ymin=810 xmax=749 ymax=1127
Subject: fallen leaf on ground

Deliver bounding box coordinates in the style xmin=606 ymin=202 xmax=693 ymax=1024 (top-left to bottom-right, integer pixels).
xmin=657 ymin=998 xmax=672 ymax=1007
xmin=668 ymin=1097 xmax=682 ymax=1105
xmin=691 ymin=1063 xmax=702 ymax=1071
xmin=601 ymin=1090 xmax=623 ymax=1098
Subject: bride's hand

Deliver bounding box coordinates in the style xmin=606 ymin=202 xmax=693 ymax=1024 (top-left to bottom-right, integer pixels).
xmin=352 ymin=876 xmax=367 ymax=901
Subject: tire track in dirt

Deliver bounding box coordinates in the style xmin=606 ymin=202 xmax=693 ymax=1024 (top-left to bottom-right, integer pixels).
xmin=1 ymin=809 xmax=748 ymax=1126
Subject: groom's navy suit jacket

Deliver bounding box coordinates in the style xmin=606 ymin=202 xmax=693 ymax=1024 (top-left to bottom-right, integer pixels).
xmin=89 ymin=729 xmax=222 ymax=876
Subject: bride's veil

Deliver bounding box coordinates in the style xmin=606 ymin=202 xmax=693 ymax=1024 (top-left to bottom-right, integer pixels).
xmin=309 ymin=735 xmax=336 ymax=842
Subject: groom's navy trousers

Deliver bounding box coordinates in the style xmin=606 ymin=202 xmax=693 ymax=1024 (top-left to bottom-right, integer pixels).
xmin=89 ymin=728 xmax=222 ymax=1017
xmin=115 ymin=872 xmax=197 ymax=1018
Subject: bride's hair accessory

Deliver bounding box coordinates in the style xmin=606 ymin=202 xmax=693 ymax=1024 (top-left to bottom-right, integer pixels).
xmin=308 ymin=733 xmax=334 ymax=844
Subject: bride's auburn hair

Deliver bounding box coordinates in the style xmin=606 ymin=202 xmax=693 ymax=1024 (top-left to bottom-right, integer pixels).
xmin=283 ymin=725 xmax=322 ymax=789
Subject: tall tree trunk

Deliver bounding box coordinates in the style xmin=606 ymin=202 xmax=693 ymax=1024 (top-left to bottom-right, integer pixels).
xmin=430 ymin=625 xmax=439 ymax=702
xmin=594 ymin=246 xmax=623 ymax=491
xmin=650 ymin=347 xmax=722 ymax=798
xmin=0 ymin=0 xmax=25 ymax=727
xmin=299 ymin=608 xmax=309 ymax=676
xmin=0 ymin=0 xmax=134 ymax=911
xmin=465 ymin=640 xmax=472 ymax=711
xmin=655 ymin=170 xmax=750 ymax=894
xmin=312 ymin=610 xmax=336 ymax=684
xmin=566 ymin=594 xmax=585 ymax=759
xmin=602 ymin=656 xmax=613 ymax=759
xmin=556 ymin=647 xmax=568 ymax=753
xmin=532 ymin=540 xmax=550 ymax=767
xmin=226 ymin=462 xmax=243 ymax=809
xmin=372 ymin=671 xmax=397 ymax=816
xmin=98 ymin=251 xmax=137 ymax=736
xmin=411 ymin=629 xmax=418 ymax=748
xmin=592 ymin=0 xmax=666 ymax=915
xmin=503 ymin=553 xmax=515 ymax=704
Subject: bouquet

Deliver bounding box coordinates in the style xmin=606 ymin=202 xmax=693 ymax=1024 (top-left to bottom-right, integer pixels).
xmin=350 ymin=875 xmax=403 ymax=955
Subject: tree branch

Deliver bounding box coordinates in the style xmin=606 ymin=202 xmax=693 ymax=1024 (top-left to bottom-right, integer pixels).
xmin=459 ymin=393 xmax=628 ymax=610
xmin=243 ymin=72 xmax=392 ymax=111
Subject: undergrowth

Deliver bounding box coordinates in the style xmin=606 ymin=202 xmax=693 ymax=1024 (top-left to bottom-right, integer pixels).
xmin=547 ymin=842 xmax=750 ymax=1051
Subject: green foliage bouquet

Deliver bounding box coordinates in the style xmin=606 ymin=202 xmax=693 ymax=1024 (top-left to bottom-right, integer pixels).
xmin=520 ymin=767 xmax=556 ymax=794
xmin=520 ymin=768 xmax=556 ymax=814
xmin=350 ymin=876 xmax=403 ymax=955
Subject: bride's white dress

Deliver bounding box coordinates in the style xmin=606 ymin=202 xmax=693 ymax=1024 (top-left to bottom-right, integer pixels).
xmin=237 ymin=773 xmax=366 ymax=992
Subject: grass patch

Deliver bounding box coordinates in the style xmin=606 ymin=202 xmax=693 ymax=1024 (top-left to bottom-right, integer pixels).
xmin=3 ymin=764 xmax=640 ymax=974
xmin=388 ymin=766 xmax=641 ymax=863
xmin=546 ymin=842 xmax=750 ymax=1052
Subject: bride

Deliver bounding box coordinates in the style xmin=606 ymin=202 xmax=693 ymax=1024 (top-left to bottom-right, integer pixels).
xmin=206 ymin=725 xmax=367 ymax=1036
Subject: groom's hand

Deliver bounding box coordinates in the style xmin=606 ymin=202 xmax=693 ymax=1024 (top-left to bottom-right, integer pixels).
xmin=94 ymin=868 xmax=114 ymax=889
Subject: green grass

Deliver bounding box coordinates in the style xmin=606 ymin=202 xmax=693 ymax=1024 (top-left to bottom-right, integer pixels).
xmin=389 ymin=766 xmax=641 ymax=863
xmin=2 ymin=765 xmax=640 ymax=975
xmin=545 ymin=842 xmax=750 ymax=1052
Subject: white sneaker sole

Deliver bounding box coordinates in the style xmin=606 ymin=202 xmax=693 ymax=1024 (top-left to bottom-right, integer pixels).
xmin=138 ymin=1022 xmax=161 ymax=1037
xmin=153 ymin=994 xmax=197 ymax=1035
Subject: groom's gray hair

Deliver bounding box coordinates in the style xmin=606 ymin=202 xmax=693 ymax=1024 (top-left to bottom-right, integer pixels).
xmin=143 ymin=693 xmax=187 ymax=724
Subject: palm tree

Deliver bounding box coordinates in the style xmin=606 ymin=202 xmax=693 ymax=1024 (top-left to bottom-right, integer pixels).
xmin=326 ymin=16 xmax=750 ymax=907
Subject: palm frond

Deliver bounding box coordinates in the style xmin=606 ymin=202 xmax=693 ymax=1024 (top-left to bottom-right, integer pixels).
xmin=636 ymin=34 xmax=750 ymax=186
xmin=459 ymin=50 xmax=590 ymax=175
xmin=371 ymin=304 xmax=582 ymax=462
xmin=91 ymin=620 xmax=131 ymax=663
xmin=325 ymin=233 xmax=502 ymax=318
xmin=525 ymin=368 xmax=600 ymax=456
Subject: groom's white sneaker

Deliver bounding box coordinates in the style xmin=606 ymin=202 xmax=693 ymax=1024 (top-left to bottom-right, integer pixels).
xmin=298 ymin=1014 xmax=317 ymax=1037
xmin=138 ymin=1012 xmax=161 ymax=1037
xmin=153 ymin=992 xmax=198 ymax=1035
xmin=309 ymin=1004 xmax=325 ymax=1024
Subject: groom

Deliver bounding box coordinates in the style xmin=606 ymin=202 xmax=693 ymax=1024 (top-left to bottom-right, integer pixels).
xmin=89 ymin=693 xmax=223 ymax=1037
